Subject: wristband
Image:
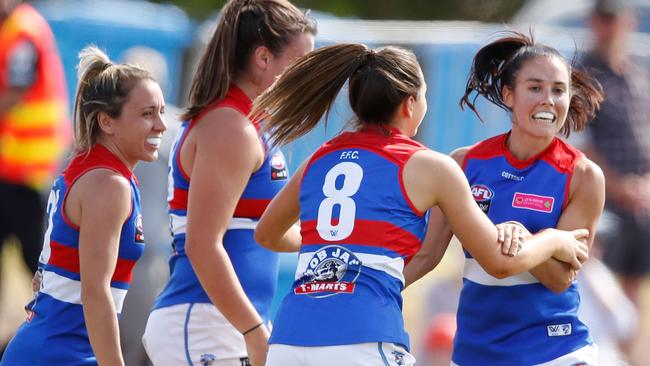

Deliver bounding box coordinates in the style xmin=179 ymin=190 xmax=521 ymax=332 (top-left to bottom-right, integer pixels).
xmin=242 ymin=322 xmax=264 ymax=336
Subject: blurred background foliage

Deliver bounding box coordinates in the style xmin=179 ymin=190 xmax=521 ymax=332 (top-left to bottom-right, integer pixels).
xmin=152 ymin=0 xmax=526 ymax=21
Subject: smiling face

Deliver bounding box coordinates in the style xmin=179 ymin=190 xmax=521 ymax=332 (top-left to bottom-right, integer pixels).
xmin=103 ymin=79 xmax=167 ymax=169
xmin=503 ymin=56 xmax=571 ymax=143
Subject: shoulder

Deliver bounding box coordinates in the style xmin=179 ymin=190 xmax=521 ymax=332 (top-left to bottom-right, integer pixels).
xmin=548 ymin=138 xmax=583 ymax=171
xmin=192 ymin=107 xmax=260 ymax=148
xmin=75 ymin=168 xmax=132 ymax=212
xmin=450 ymin=146 xmax=471 ymax=167
xmin=189 ymin=107 xmax=263 ymax=171
xmin=408 ymin=149 xmax=462 ymax=178
xmin=573 ymin=156 xmax=605 ymax=189
xmin=459 ymin=134 xmax=506 ymax=163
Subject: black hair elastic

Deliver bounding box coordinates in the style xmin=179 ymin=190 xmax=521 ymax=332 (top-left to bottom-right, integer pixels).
xmin=242 ymin=322 xmax=264 ymax=336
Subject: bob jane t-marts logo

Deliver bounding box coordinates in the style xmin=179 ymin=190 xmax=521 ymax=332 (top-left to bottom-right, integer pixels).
xmin=471 ymin=184 xmax=494 ymax=215
xmin=295 ymin=245 xmax=362 ymax=298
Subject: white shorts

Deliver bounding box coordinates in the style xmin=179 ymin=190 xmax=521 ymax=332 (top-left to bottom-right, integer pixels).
xmin=143 ymin=303 xmax=251 ymax=366
xmin=266 ymin=342 xmax=415 ymax=366
xmin=451 ymin=343 xmax=598 ymax=366
xmin=535 ymin=344 xmax=598 ymax=366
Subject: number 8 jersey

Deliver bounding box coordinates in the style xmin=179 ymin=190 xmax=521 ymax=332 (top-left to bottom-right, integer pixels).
xmin=269 ymin=126 xmax=428 ymax=350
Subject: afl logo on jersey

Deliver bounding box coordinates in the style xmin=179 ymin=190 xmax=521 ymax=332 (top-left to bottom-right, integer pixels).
xmin=471 ymin=184 xmax=493 ymax=215
xmin=135 ymin=214 xmax=145 ymax=243
xmin=295 ymin=245 xmax=362 ymax=298
xmin=270 ymin=152 xmax=288 ymax=181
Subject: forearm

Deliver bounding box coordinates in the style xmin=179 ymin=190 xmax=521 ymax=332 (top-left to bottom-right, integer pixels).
xmin=256 ymin=224 xmax=301 ymax=252
xmin=489 ymin=229 xmax=561 ymax=278
xmin=403 ymin=233 xmax=452 ymax=288
xmin=81 ymin=285 xmax=124 ymax=366
xmin=403 ymin=255 xmax=438 ymax=288
xmin=529 ymin=258 xmax=575 ymax=293
xmin=187 ymin=241 xmax=262 ymax=332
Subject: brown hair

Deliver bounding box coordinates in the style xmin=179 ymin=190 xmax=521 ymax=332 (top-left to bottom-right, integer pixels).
xmin=460 ymin=31 xmax=603 ymax=136
xmin=252 ymin=44 xmax=423 ymax=146
xmin=73 ymin=46 xmax=155 ymax=153
xmin=181 ymin=0 xmax=316 ymax=122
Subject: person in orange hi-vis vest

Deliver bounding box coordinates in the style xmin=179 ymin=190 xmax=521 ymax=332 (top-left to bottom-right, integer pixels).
xmin=0 ymin=0 xmax=70 ymax=352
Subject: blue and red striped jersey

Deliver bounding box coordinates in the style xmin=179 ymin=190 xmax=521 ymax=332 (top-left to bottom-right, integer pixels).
xmin=269 ymin=127 xmax=428 ymax=350
xmin=154 ymin=84 xmax=287 ymax=322
xmin=452 ymin=133 xmax=592 ymax=365
xmin=3 ymin=143 xmax=144 ymax=365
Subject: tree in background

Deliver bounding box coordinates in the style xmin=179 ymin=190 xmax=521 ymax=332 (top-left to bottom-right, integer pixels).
xmin=154 ymin=0 xmax=524 ymax=22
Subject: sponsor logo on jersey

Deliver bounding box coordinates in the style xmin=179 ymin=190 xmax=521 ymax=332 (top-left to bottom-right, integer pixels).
xmin=547 ymin=323 xmax=572 ymax=337
xmin=295 ymin=245 xmax=362 ymax=298
xmin=270 ymin=152 xmax=288 ymax=180
xmin=135 ymin=214 xmax=145 ymax=243
xmin=200 ymin=353 xmax=216 ymax=365
xmin=501 ymin=170 xmax=524 ymax=181
xmin=512 ymin=192 xmax=554 ymax=213
xmin=471 ymin=184 xmax=493 ymax=214
xmin=239 ymin=357 xmax=251 ymax=366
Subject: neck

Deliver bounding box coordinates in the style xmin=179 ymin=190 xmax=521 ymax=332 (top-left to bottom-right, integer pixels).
xmin=388 ymin=120 xmax=414 ymax=137
xmin=96 ymin=137 xmax=136 ymax=171
xmin=594 ymin=43 xmax=629 ymax=73
xmin=506 ymin=129 xmax=553 ymax=161
xmin=232 ymin=77 xmax=261 ymax=101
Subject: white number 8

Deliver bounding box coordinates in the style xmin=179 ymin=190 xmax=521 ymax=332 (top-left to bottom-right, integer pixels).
xmin=317 ymin=162 xmax=363 ymax=241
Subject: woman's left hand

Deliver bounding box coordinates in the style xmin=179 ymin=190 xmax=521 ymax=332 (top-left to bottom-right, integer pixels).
xmin=496 ymin=221 xmax=532 ymax=257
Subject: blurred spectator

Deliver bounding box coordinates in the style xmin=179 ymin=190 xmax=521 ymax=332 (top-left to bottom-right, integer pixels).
xmin=118 ymin=45 xmax=180 ymax=366
xmin=577 ymin=257 xmax=638 ymax=365
xmin=424 ymin=313 xmax=456 ymax=366
xmin=581 ymin=0 xmax=650 ymax=307
xmin=0 ymin=0 xmax=69 ymax=354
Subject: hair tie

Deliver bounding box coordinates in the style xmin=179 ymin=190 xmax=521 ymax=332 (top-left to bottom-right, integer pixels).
xmin=366 ymin=49 xmax=376 ymax=62
xmin=242 ymin=322 xmax=264 ymax=336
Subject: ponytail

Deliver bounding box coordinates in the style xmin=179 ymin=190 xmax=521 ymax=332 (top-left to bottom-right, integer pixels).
xmin=460 ymin=31 xmax=534 ymax=120
xmin=253 ymin=44 xmax=369 ymax=146
xmin=565 ymin=66 xmax=603 ymax=136
xmin=253 ymin=44 xmax=423 ymax=146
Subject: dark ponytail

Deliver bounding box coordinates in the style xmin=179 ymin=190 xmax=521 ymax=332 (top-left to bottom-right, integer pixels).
xmin=252 ymin=44 xmax=423 ymax=146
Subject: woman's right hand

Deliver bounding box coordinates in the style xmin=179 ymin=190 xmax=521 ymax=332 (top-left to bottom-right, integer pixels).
xmin=244 ymin=324 xmax=270 ymax=366
xmin=31 ymin=270 xmax=42 ymax=292
xmin=551 ymin=228 xmax=589 ymax=270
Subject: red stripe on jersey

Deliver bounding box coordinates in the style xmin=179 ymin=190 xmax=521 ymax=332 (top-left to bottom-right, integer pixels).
xmin=49 ymin=240 xmax=80 ymax=274
xmin=49 ymin=240 xmax=137 ymax=284
xmin=111 ymin=257 xmax=137 ymax=284
xmin=300 ymin=219 xmax=421 ymax=260
xmin=233 ymin=198 xmax=270 ymax=218
xmin=169 ymin=187 xmax=188 ymax=210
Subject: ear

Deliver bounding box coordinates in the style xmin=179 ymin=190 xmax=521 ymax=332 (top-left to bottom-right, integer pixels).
xmin=252 ymin=45 xmax=272 ymax=71
xmin=97 ymin=111 xmax=115 ymax=135
xmin=502 ymin=85 xmax=514 ymax=109
xmin=401 ymin=95 xmax=416 ymax=119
